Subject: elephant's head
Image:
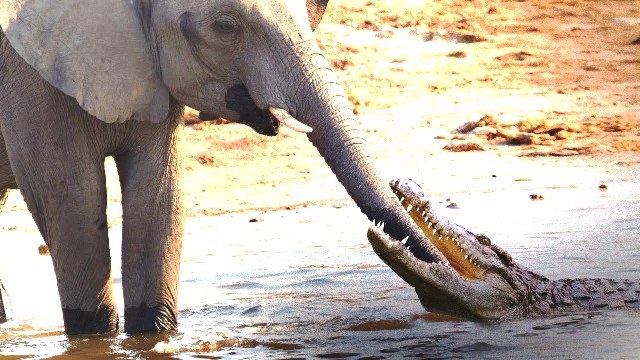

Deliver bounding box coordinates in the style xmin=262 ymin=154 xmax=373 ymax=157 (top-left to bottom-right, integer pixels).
xmin=0 ymin=0 xmax=443 ymax=263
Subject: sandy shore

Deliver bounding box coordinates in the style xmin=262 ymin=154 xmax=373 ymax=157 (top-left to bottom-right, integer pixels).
xmin=1 ymin=0 xmax=638 ymax=235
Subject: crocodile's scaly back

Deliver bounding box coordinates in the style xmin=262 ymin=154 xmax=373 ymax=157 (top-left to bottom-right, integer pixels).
xmin=549 ymin=278 xmax=640 ymax=311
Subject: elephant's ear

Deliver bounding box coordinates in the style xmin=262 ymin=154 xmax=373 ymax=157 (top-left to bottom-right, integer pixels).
xmin=0 ymin=0 xmax=169 ymax=123
xmin=306 ymin=0 xmax=329 ymax=31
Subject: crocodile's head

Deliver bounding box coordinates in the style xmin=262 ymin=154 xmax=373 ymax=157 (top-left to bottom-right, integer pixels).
xmin=367 ymin=179 xmax=527 ymax=321
xmin=369 ymin=179 xmax=640 ymax=320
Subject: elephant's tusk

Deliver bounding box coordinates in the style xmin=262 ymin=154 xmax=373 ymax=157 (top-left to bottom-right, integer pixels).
xmin=268 ymin=107 xmax=313 ymax=133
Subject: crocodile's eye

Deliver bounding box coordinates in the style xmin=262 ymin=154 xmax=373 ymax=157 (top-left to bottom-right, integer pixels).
xmin=476 ymin=235 xmax=491 ymax=246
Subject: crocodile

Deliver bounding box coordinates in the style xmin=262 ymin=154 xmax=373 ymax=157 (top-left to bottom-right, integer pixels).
xmin=368 ymin=178 xmax=640 ymax=320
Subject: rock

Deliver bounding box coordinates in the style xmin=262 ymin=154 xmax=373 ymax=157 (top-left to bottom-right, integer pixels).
xmin=444 ymin=140 xmax=485 ymax=152
xmin=38 ymin=244 xmax=50 ymax=256
xmin=505 ymin=133 xmax=534 ymax=145
xmin=471 ymin=126 xmax=499 ymax=138
xmin=447 ymin=51 xmax=467 ymax=58
xmin=550 ymin=149 xmax=580 ymax=156
xmin=455 ymin=121 xmax=481 ymax=134
xmin=554 ymin=130 xmax=571 ymax=140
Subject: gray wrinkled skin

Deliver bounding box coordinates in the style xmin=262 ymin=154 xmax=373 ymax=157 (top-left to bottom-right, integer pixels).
xmin=0 ymin=0 xmax=438 ymax=335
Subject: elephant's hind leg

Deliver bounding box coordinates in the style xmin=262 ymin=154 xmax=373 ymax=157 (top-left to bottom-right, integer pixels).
xmin=0 ymin=279 xmax=5 ymax=323
xmin=0 ymin=129 xmax=17 ymax=210
xmin=0 ymin=106 xmax=16 ymax=326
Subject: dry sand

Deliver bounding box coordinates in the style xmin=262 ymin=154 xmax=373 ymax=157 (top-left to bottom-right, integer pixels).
xmin=1 ymin=0 xmax=638 ymax=232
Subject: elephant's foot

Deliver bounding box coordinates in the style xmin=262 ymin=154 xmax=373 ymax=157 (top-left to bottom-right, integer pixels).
xmin=62 ymin=305 xmax=119 ymax=335
xmin=123 ymin=302 xmax=177 ymax=334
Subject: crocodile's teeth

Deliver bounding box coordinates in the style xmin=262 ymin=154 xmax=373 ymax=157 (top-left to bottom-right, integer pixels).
xmin=401 ymin=236 xmax=409 ymax=245
xmin=406 ymin=204 xmax=413 ymax=212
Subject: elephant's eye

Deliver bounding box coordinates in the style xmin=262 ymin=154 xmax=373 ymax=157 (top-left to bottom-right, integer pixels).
xmin=211 ymin=18 xmax=240 ymax=42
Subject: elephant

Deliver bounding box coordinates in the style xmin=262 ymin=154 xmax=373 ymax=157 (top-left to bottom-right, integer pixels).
xmin=0 ymin=0 xmax=443 ymax=335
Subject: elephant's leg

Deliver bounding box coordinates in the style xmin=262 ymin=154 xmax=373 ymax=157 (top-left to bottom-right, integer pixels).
xmin=0 ymin=53 xmax=118 ymax=334
xmin=1 ymin=117 xmax=118 ymax=334
xmin=0 ymin=129 xmax=17 ymax=200
xmin=0 ymin=130 xmax=13 ymax=324
xmin=115 ymin=118 xmax=184 ymax=334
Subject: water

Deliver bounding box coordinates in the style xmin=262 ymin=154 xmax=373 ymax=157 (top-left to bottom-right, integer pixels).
xmin=1 ymin=157 xmax=640 ymax=358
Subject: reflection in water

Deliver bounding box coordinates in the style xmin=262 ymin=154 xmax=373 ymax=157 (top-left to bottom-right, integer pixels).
xmin=1 ymin=159 xmax=640 ymax=358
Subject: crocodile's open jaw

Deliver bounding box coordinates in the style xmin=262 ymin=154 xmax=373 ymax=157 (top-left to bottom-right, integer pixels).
xmin=382 ymin=179 xmax=490 ymax=280
xmin=369 ymin=179 xmax=640 ymax=321
xmin=392 ymin=187 xmax=486 ymax=280
xmin=367 ymin=179 xmax=520 ymax=320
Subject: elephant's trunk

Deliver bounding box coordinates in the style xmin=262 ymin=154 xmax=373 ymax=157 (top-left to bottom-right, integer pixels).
xmin=287 ymin=43 xmax=442 ymax=263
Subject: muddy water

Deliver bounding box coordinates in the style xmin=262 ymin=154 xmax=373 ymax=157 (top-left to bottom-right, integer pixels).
xmin=1 ymin=156 xmax=640 ymax=359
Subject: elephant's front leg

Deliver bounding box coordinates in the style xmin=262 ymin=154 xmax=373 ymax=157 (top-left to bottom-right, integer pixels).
xmin=0 ymin=113 xmax=118 ymax=335
xmin=115 ymin=120 xmax=185 ymax=334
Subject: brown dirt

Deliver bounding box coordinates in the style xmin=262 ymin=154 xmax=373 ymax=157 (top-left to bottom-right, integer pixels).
xmin=177 ymin=0 xmax=639 ymax=217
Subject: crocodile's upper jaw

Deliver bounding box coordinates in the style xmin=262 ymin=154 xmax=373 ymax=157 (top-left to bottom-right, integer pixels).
xmin=388 ymin=179 xmax=512 ymax=274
